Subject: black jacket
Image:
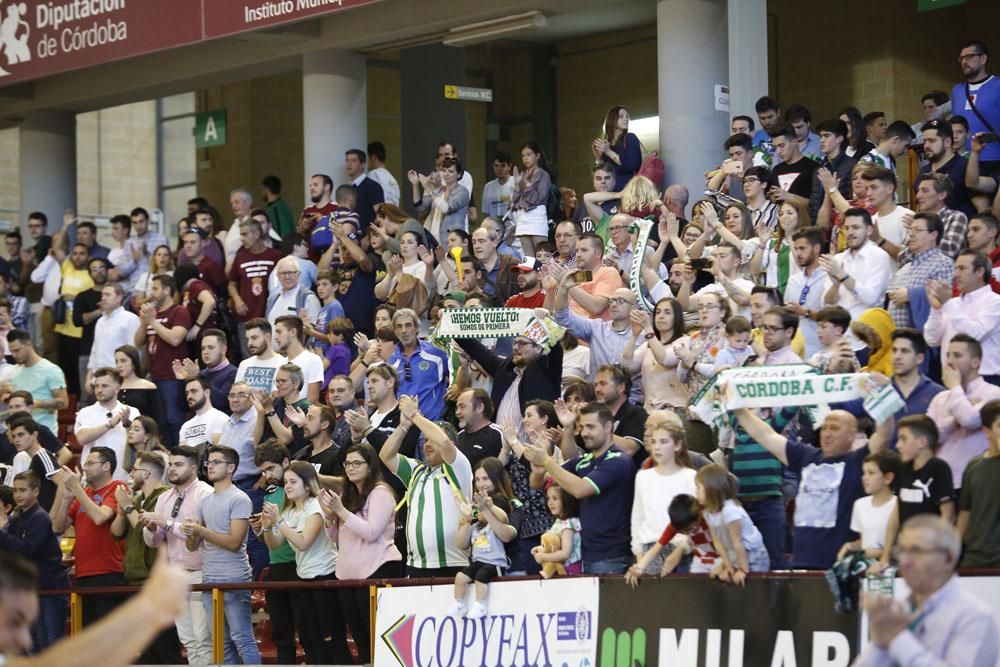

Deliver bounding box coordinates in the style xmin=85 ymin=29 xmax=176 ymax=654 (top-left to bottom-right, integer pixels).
xmin=455 ymin=337 xmax=563 ymax=419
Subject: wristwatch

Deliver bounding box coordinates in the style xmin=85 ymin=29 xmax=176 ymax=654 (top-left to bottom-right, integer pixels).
xmin=124 ymin=506 xmax=136 ymax=515
xmin=165 ymin=519 xmax=174 ymax=530
xmin=827 ymin=186 xmax=838 ymax=195
xmin=644 ymin=332 xmax=656 ymax=340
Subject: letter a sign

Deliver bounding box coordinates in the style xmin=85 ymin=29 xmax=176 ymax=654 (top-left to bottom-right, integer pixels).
xmin=195 ymin=109 xmax=228 ymax=149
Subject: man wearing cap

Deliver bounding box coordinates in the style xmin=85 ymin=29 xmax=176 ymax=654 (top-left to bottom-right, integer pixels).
xmin=505 ymin=257 xmax=546 ymax=309
xmin=454 ymin=316 xmax=564 ymax=430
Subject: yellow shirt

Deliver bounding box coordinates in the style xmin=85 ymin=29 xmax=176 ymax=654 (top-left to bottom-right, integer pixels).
xmin=53 ymin=261 xmax=93 ymax=338
xmin=751 ymin=326 xmax=806 ymax=359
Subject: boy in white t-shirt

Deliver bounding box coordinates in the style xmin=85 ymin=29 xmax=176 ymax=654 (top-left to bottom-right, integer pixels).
xmin=836 ymin=450 xmax=900 ymax=561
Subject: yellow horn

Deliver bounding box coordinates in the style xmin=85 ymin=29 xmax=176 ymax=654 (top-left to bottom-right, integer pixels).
xmin=450 ymin=246 xmax=464 ymax=282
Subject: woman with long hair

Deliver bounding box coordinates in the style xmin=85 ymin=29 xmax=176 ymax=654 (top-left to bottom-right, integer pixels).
xmin=687 ymin=202 xmax=758 ymax=279
xmin=592 ymin=105 xmax=643 ymax=191
xmin=262 ymin=461 xmax=352 ymax=665
xmin=123 ymin=416 xmax=168 ymax=472
xmin=840 ymin=106 xmax=874 ymax=158
xmin=114 ymin=345 xmax=161 ymax=426
xmin=511 ymin=141 xmax=553 ymax=257
xmin=673 ymin=291 xmax=731 ymax=453
xmin=499 ymin=401 xmax=557 ymax=575
xmin=750 ymin=199 xmax=811 ymax=293
xmin=373 ymin=230 xmax=433 ymax=319
xmin=622 ymin=297 xmax=690 ymax=413
xmin=320 ymin=443 xmax=401 ymax=665
xmin=132 ymin=244 xmax=174 ymax=308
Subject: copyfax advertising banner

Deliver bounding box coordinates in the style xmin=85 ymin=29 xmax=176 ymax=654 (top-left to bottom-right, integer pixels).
xmin=598 ymin=577 xmax=859 ymax=667
xmin=374 ymin=577 xmax=599 ymax=667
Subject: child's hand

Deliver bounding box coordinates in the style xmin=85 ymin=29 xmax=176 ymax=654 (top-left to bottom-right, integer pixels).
xmin=624 ymin=563 xmax=642 ymax=589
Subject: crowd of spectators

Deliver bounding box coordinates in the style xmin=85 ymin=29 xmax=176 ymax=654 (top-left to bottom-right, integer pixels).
xmin=2 ymin=39 xmax=1000 ymax=666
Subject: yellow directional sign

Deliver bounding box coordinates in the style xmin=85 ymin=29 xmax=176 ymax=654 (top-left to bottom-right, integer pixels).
xmin=443 ymin=85 xmax=493 ymax=103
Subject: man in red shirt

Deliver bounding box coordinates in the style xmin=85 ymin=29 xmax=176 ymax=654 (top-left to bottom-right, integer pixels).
xmin=50 ymin=446 xmax=128 ymax=626
xmin=297 ymin=173 xmax=337 ymax=237
xmin=180 ymin=228 xmax=227 ymax=293
xmin=505 ymin=257 xmax=546 ymax=309
xmin=228 ymin=219 xmax=283 ymax=358
xmin=135 ymin=275 xmax=191 ymax=449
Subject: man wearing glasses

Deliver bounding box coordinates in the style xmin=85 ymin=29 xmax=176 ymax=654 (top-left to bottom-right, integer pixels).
xmin=50 ymin=447 xmax=128 ymax=626
xmin=109 ymin=452 xmax=181 ymax=663
xmin=886 ymin=213 xmax=954 ymax=328
xmin=182 ymin=445 xmax=260 ymax=665
xmin=854 ymin=515 xmax=998 ymax=667
xmin=142 ymin=446 xmax=214 ymax=665
xmin=951 ymin=41 xmax=1000 ymax=171
xmin=265 ymin=256 xmax=321 ymax=331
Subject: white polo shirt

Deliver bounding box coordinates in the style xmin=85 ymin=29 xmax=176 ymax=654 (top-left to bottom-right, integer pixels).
xmin=74 ymin=401 xmax=140 ymax=481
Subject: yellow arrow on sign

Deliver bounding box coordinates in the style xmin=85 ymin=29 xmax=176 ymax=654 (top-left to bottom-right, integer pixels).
xmin=444 ymin=85 xmax=458 ymax=99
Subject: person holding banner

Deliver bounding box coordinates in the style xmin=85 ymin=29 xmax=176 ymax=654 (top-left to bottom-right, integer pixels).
xmin=733 ymin=405 xmax=894 ymax=570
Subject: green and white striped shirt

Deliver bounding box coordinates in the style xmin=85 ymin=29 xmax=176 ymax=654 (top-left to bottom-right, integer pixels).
xmin=396 ymin=451 xmax=473 ymax=570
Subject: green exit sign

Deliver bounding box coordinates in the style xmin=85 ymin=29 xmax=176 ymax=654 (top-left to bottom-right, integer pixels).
xmin=917 ymin=0 xmax=964 ymax=11
xmin=195 ymin=109 xmax=227 ymax=149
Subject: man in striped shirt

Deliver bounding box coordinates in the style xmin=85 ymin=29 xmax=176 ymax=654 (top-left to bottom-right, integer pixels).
xmin=379 ymin=395 xmax=473 ymax=578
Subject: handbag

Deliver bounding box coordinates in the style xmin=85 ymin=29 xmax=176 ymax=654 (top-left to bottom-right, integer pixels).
xmin=51 ymin=297 xmax=67 ymax=324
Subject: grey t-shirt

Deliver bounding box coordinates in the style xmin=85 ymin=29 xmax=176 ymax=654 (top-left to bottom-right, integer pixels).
xmin=197 ymin=484 xmax=252 ymax=583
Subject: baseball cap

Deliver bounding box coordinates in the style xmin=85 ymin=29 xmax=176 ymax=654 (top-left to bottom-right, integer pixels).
xmin=512 ymin=256 xmax=541 ymax=272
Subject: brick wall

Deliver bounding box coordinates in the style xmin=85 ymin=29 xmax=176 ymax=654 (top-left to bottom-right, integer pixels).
xmin=555 ymin=26 xmax=659 ymax=196
xmin=76 ymin=101 xmax=158 ymax=220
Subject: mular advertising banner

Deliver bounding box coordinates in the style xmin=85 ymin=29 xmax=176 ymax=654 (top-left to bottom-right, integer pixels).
xmin=598 ymin=577 xmax=859 ymax=667
xmin=374 ymin=577 xmax=599 ymax=667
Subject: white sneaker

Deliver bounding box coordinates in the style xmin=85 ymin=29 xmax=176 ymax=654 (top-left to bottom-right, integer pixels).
xmin=468 ymin=600 xmax=489 ymax=619
xmin=446 ymin=599 xmax=468 ymax=617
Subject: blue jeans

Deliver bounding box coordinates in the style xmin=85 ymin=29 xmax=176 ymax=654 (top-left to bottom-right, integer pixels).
xmin=32 ymin=594 xmax=67 ymax=652
xmin=744 ymin=496 xmax=787 ymax=570
xmin=158 ymin=379 xmax=184 ymax=450
xmin=201 ymin=588 xmax=261 ymax=665
xmin=583 ymin=556 xmax=631 ymax=574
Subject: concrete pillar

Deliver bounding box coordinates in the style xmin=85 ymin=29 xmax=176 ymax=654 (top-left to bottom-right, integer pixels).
xmin=727 ymin=0 xmax=768 ymax=124
xmin=20 ymin=111 xmax=76 ymax=230
xmin=657 ymin=0 xmax=730 ymax=205
xmin=302 ymin=49 xmax=367 ymax=192
xmin=400 ymin=44 xmax=466 ymax=211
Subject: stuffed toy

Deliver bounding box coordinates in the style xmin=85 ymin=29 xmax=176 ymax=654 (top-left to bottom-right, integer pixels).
xmin=538 ymin=532 xmax=567 ymax=578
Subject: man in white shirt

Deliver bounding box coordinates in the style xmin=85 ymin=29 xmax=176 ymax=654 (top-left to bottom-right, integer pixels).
xmin=234 ymin=318 xmax=287 ymax=393
xmin=127 ymin=207 xmax=169 ymax=268
xmin=366 ymin=141 xmax=400 ymax=206
xmin=223 ymin=189 xmax=254 ymax=266
xmin=272 ymin=315 xmax=324 ymax=403
xmin=178 ymin=376 xmax=229 ymax=457
xmin=481 ymin=150 xmax=515 ymax=221
xmin=819 ymin=208 xmax=893 ymax=318
xmin=784 ymin=226 xmax=828 ymax=359
xmin=265 ymin=256 xmax=321 ymax=330
xmin=678 ymin=243 xmax=754 ymax=321
xmin=925 ymin=250 xmax=1000 ymax=386
xmin=85 ymin=284 xmax=140 ymax=390
xmin=105 ymin=215 xmax=137 ymax=294
xmin=73 ymin=367 xmax=139 ymax=481
xmin=864 ymin=166 xmax=913 ymax=267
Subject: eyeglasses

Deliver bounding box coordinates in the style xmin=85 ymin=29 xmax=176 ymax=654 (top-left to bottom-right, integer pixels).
xmin=512 ymin=339 xmax=537 ymax=348
xmin=205 ymin=459 xmax=229 ymax=467
xmin=609 ymin=225 xmax=629 ymax=232
xmin=959 ymin=53 xmax=984 ymax=62
xmin=608 ymin=297 xmax=634 ymax=305
xmin=278 ymin=271 xmax=300 ymax=277
xmin=892 ymin=545 xmax=949 ymax=559
xmin=171 ymin=495 xmax=184 ymax=519
xmin=343 ymin=461 xmax=367 ymax=470
xmin=759 ymin=324 xmax=786 ymax=333
xmin=227 ymin=392 xmax=250 ymax=399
